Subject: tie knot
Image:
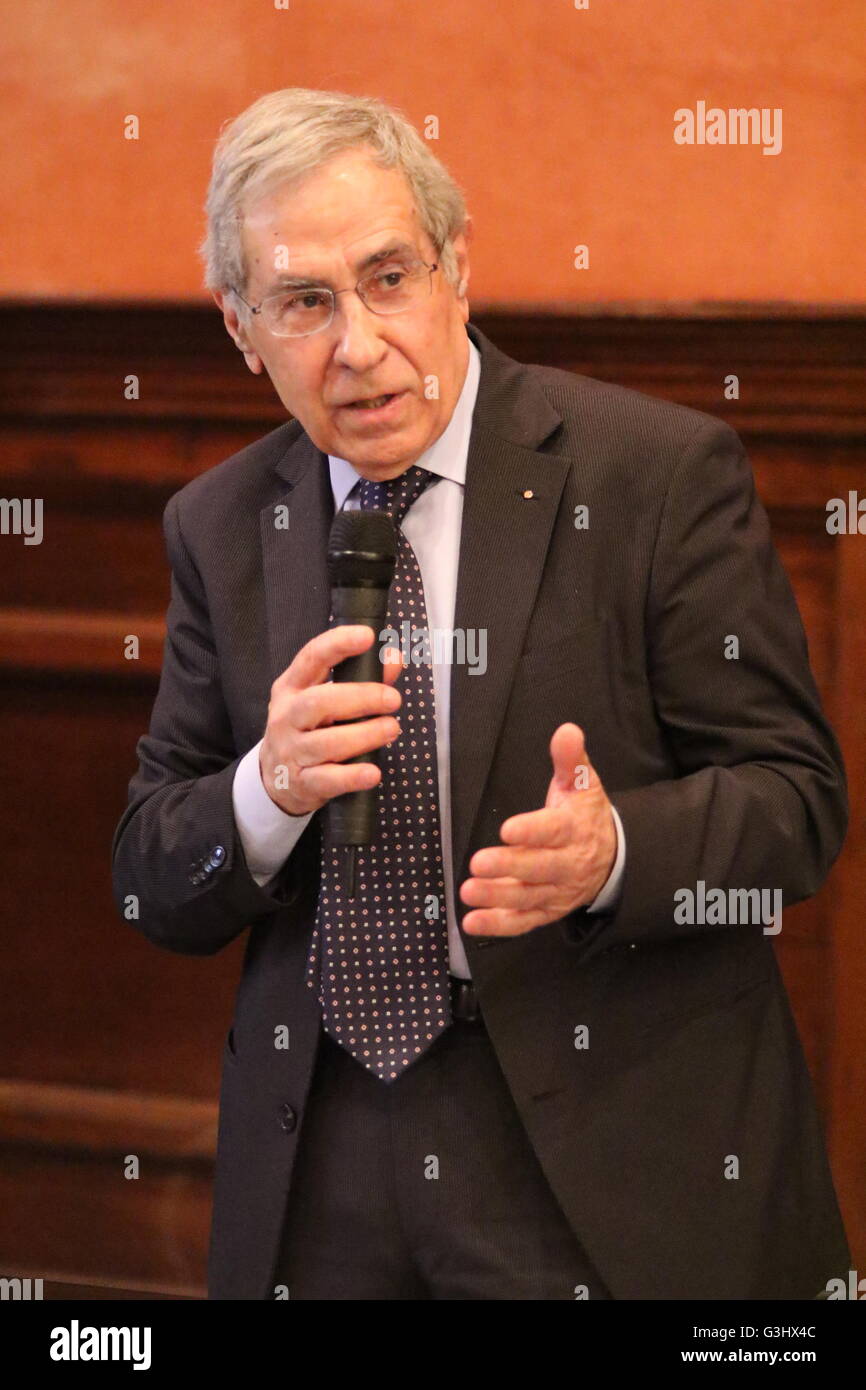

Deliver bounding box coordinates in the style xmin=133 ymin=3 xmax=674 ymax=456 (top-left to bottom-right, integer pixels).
xmin=357 ymin=465 xmax=436 ymax=526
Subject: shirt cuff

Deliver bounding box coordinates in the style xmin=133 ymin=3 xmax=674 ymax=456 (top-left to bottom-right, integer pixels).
xmin=231 ymin=739 xmax=314 ymax=887
xmin=586 ymin=804 xmax=625 ymax=914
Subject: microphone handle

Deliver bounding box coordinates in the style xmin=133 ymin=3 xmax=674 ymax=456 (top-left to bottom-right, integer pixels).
xmin=326 ymin=582 xmax=392 ymax=847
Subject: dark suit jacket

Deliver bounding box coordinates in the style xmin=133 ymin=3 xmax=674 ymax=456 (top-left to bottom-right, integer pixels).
xmin=112 ymin=320 xmax=850 ymax=1300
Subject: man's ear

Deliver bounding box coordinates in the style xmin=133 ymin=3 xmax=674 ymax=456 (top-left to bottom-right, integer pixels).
xmin=212 ymin=289 xmax=264 ymax=374
xmin=450 ymin=221 xmax=472 ymax=320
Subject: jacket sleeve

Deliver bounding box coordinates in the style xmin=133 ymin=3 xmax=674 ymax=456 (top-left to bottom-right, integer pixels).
xmin=562 ymin=419 xmax=848 ymax=960
xmin=110 ymin=492 xmax=316 ymax=956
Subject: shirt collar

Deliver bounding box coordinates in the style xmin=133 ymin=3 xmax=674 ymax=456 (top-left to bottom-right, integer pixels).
xmin=328 ymin=333 xmax=481 ymax=511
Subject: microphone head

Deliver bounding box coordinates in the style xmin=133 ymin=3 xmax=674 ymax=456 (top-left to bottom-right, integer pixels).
xmin=328 ymin=507 xmax=397 ymax=588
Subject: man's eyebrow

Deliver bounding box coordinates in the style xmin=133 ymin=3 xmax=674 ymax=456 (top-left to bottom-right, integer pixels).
xmin=262 ymin=241 xmax=418 ymax=294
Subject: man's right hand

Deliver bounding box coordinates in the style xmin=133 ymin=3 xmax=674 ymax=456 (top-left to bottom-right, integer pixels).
xmin=259 ymin=625 xmax=405 ymax=817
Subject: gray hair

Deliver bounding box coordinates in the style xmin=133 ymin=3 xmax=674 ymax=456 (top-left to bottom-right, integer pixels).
xmin=198 ymin=88 xmax=470 ymax=303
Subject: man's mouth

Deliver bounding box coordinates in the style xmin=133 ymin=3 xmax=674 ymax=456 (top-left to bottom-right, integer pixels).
xmin=344 ymin=392 xmax=400 ymax=410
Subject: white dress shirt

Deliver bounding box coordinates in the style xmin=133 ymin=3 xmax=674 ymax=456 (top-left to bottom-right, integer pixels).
xmin=232 ymin=336 xmax=625 ymax=978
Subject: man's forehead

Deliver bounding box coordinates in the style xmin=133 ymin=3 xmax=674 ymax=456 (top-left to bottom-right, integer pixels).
xmin=240 ymin=183 xmax=428 ymax=290
xmin=245 ymin=198 xmax=422 ymax=286
xmin=242 ymin=229 xmax=424 ymax=292
xmin=243 ymin=152 xmax=417 ymax=232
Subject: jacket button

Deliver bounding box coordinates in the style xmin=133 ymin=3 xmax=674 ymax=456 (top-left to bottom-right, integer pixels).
xmin=278 ymin=1103 xmax=297 ymax=1133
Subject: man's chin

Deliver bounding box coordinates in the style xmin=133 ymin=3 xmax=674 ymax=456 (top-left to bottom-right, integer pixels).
xmin=332 ymin=426 xmax=430 ymax=473
xmin=355 ymin=461 xmax=420 ymax=481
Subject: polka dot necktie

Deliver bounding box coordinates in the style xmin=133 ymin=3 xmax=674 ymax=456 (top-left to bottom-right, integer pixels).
xmin=305 ymin=464 xmax=452 ymax=1083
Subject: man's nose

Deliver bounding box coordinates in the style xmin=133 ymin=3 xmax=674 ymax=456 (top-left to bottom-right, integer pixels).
xmin=331 ymin=290 xmax=388 ymax=371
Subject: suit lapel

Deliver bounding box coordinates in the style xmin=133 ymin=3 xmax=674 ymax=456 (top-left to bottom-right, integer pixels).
xmin=260 ymin=323 xmax=567 ymax=899
xmin=450 ymin=324 xmax=567 ymax=893
xmin=262 ymin=425 xmax=334 ymax=685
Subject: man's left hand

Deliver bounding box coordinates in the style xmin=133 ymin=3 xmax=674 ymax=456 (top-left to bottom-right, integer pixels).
xmin=459 ymin=723 xmax=616 ymax=937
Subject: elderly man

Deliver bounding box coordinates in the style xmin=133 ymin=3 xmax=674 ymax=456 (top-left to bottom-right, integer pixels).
xmin=112 ymin=87 xmax=850 ymax=1300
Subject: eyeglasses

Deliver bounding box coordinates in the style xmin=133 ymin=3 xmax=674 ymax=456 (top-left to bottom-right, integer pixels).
xmin=230 ymin=257 xmax=439 ymax=338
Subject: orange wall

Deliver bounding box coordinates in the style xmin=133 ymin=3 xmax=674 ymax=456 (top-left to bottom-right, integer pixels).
xmin=2 ymin=0 xmax=863 ymax=304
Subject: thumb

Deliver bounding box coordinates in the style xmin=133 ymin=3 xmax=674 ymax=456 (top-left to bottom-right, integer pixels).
xmin=547 ymin=723 xmax=595 ymax=802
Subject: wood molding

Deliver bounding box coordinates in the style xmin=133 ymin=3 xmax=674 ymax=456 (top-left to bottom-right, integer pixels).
xmin=0 ymin=1079 xmax=217 ymax=1162
xmin=0 ymin=1271 xmax=198 ymax=1299
xmin=0 ymin=610 xmax=164 ymax=677
xmin=0 ymin=301 xmax=864 ymax=439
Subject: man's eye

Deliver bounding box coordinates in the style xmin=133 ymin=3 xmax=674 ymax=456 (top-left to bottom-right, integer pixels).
xmin=288 ymin=291 xmax=327 ymax=310
xmin=374 ymin=266 xmax=408 ymax=288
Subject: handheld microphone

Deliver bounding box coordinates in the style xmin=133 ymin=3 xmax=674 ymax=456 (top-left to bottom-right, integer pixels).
xmin=325 ymin=507 xmax=398 ymax=897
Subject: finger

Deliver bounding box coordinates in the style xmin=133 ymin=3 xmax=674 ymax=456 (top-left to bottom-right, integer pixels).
xmin=294 ymin=679 xmax=402 ymax=731
xmin=294 ymin=714 xmax=401 ymax=767
xmin=459 ymin=875 xmax=554 ymax=911
xmin=547 ymin=722 xmax=603 ymax=806
xmin=290 ymin=758 xmax=384 ymax=804
xmin=277 ymin=625 xmax=377 ymax=693
xmin=549 ymin=722 xmax=589 ymax=792
xmin=462 ymin=906 xmax=552 ymax=937
xmin=499 ymin=803 xmax=574 ymax=848
xmin=380 ymin=645 xmax=406 ymax=688
xmin=468 ymin=844 xmax=563 ymax=883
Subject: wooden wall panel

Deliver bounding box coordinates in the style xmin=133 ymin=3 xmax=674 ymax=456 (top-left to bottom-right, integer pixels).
xmin=0 ymin=678 xmax=245 ymax=1096
xmin=1 ymin=303 xmax=863 ymax=1296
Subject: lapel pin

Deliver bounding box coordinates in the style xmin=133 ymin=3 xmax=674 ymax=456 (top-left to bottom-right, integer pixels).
xmin=521 ymin=489 xmax=537 ymax=500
